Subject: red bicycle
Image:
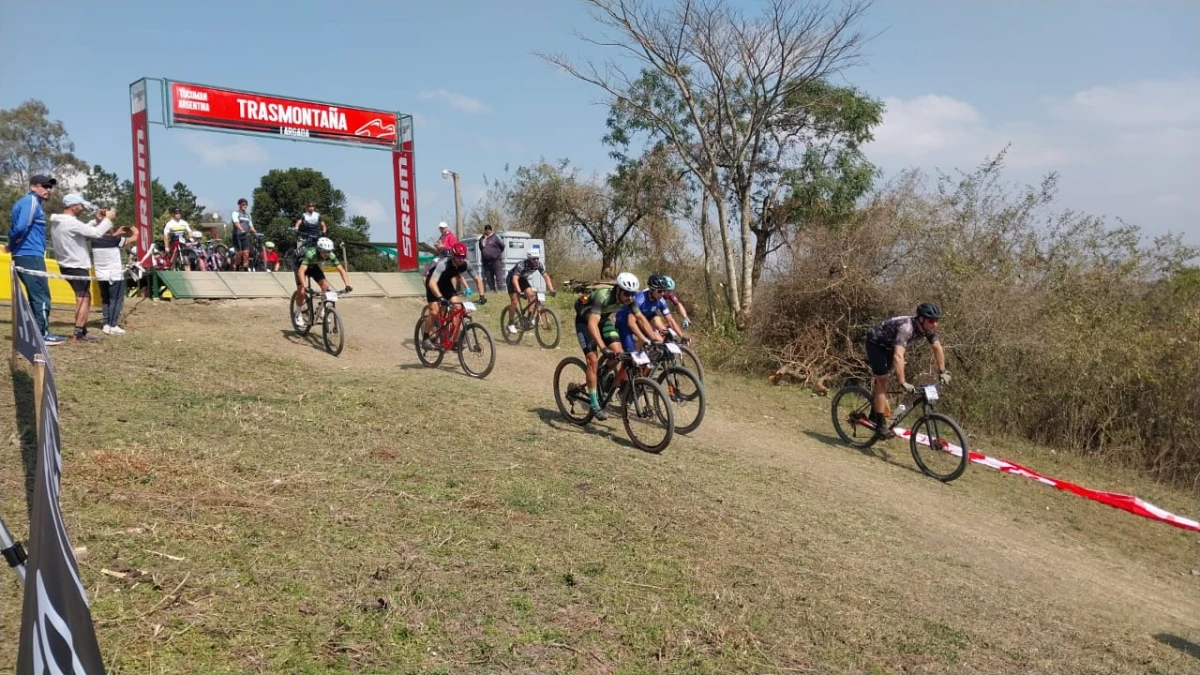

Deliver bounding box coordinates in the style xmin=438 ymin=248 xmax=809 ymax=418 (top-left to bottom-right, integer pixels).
xmin=413 ymin=298 xmax=496 ymax=378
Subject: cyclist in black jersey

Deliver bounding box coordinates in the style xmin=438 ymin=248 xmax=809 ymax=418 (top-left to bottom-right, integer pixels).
xmin=864 ymin=303 xmax=950 ymax=438
xmin=294 ymin=202 xmax=327 ymax=245
xmin=422 ymin=242 xmax=486 ymax=350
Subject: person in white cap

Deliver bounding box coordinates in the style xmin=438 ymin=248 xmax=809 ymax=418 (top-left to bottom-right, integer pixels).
xmin=50 ymin=193 xmax=114 ymax=342
xmin=435 ymin=221 xmax=458 ymax=257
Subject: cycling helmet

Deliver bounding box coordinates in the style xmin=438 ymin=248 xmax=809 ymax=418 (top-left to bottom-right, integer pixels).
xmin=647 ymin=273 xmax=670 ymax=290
xmin=661 ymin=275 xmax=676 ymax=291
xmin=526 ymin=250 xmax=540 ymax=262
xmin=451 ymin=242 xmax=468 ymax=257
xmin=615 ymin=272 xmax=639 ymax=293
xmin=264 ymin=241 xmax=276 ymax=250
xmin=316 ymin=237 xmax=335 ymax=253
xmin=916 ymin=302 xmax=942 ymax=320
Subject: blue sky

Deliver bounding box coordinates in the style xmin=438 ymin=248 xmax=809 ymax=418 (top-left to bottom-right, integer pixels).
xmin=2 ymin=0 xmax=1197 ymax=247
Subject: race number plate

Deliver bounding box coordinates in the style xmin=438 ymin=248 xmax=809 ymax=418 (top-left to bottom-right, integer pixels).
xmin=924 ymin=385 xmax=939 ymax=401
xmin=631 ymin=351 xmax=650 ymax=366
xmin=462 ymin=301 xmax=477 ymax=312
xmin=324 ymin=291 xmax=338 ymax=302
xmin=665 ymin=343 xmax=682 ymax=355
xmin=537 ymin=292 xmax=546 ymax=302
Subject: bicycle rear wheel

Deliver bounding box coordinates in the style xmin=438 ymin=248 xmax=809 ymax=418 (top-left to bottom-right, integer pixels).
xmin=289 ymin=291 xmax=314 ymax=336
xmin=909 ymin=412 xmax=970 ymax=482
xmin=553 ymin=357 xmax=594 ymax=425
xmin=413 ymin=316 xmax=445 ymax=367
xmin=535 ymin=306 xmax=561 ymax=349
xmin=656 ymin=366 xmax=705 ymax=434
xmin=457 ymin=322 xmax=496 ymax=379
xmin=830 ymin=384 xmax=880 ymax=449
xmin=622 ymin=377 xmax=674 ymax=453
xmin=322 ymin=306 xmax=345 ymax=356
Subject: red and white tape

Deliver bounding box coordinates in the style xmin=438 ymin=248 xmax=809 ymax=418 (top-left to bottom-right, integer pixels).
xmin=897 ymin=427 xmax=1200 ymax=533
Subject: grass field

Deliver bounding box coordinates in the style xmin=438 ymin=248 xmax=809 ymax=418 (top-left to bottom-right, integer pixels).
xmin=0 ymin=295 xmax=1197 ymax=674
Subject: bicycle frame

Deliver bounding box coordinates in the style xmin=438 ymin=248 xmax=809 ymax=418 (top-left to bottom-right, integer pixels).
xmin=876 ymin=383 xmax=942 ymax=431
xmin=432 ymin=300 xmax=479 ymax=350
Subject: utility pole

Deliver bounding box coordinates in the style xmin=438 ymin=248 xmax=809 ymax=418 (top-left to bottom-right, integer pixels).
xmin=442 ymin=169 xmax=463 ymax=239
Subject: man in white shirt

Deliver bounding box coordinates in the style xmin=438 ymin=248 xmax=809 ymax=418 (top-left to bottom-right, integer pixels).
xmin=231 ymin=198 xmax=256 ymax=271
xmin=50 ymin=193 xmax=113 ymax=342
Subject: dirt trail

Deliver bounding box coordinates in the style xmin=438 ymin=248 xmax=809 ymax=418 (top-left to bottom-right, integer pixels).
xmin=137 ymin=296 xmax=1200 ymax=639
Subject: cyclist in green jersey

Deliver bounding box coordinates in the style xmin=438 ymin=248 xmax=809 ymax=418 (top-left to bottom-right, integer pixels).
xmin=293 ymin=237 xmax=352 ymax=329
xmin=574 ymin=272 xmax=642 ymax=420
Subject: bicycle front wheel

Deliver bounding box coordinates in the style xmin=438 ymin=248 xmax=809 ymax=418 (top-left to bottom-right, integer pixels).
xmin=322 ymin=306 xmax=345 ymax=356
xmin=622 ymin=377 xmax=674 ymax=454
xmin=413 ymin=316 xmax=445 ymax=368
xmin=289 ymin=291 xmax=314 ymax=336
xmin=499 ymin=306 xmax=523 ymax=344
xmin=909 ymin=412 xmax=970 ymax=482
xmin=553 ymin=357 xmax=594 ymax=425
xmin=657 ymin=366 xmax=705 ymax=434
xmin=830 ymin=384 xmax=879 ymax=450
xmin=535 ymin=306 xmax=561 ymax=349
xmin=457 ymin=322 xmax=496 ymax=378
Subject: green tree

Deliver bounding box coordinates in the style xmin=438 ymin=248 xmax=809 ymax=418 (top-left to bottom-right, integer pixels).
xmin=0 ymin=99 xmax=89 ymax=232
xmin=250 ymin=167 xmax=347 ymax=248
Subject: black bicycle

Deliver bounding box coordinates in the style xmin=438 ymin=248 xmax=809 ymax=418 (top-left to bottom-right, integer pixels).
xmin=663 ymin=328 xmax=704 ymax=382
xmin=631 ymin=342 xmax=706 ymax=434
xmin=553 ymin=351 xmax=674 ymax=453
xmin=830 ymin=380 xmax=969 ymax=482
xmin=289 ymin=277 xmax=349 ymax=356
xmin=500 ymin=290 xmax=561 ymax=349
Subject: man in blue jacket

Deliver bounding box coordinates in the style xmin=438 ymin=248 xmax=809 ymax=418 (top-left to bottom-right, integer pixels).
xmin=7 ymin=174 xmax=65 ymax=344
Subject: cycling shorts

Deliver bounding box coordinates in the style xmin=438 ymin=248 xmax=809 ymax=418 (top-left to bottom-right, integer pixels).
xmin=865 ymin=341 xmax=894 ymax=376
xmin=575 ymin=320 xmax=619 ymax=354
xmin=506 ymin=275 xmax=532 ymax=296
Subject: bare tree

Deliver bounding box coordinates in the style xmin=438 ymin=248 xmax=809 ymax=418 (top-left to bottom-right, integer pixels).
xmin=539 ymin=0 xmax=871 ymax=321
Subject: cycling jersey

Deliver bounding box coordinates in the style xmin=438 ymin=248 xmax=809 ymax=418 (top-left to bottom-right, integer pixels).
xmin=299 ymin=247 xmax=341 ymax=268
xmin=163 ymin=219 xmax=191 ymax=240
xmin=508 ymin=259 xmax=546 ymax=281
xmin=866 ymin=315 xmax=938 ymax=348
xmin=299 ymin=211 xmax=322 ymax=238
xmin=635 ymin=290 xmax=670 ymax=318
xmin=615 ymin=304 xmax=643 ymax=352
xmin=425 ymin=257 xmax=476 ymax=285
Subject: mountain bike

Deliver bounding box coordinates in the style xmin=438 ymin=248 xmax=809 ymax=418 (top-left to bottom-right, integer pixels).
xmin=289 ymin=278 xmax=350 ymax=356
xmin=414 ymin=298 xmax=496 ymax=378
xmin=663 ymin=327 xmax=703 ymax=382
xmin=631 ymin=341 xmax=706 ymax=434
xmin=830 ymin=380 xmax=969 ymax=482
xmin=500 ymin=290 xmax=561 ymax=349
xmin=553 ymin=351 xmax=674 ymax=453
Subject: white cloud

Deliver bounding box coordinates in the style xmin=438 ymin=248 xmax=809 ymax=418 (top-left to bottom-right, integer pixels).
xmin=179 ymin=132 xmax=270 ymax=168
xmin=346 ymin=194 xmax=388 ymax=224
xmin=1045 ymin=77 xmax=1200 ymax=128
xmin=417 ymin=89 xmax=491 ymax=114
xmin=868 ymin=94 xmax=1078 ymax=170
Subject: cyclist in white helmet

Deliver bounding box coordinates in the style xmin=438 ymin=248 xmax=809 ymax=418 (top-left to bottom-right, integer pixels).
xmin=293 ymin=236 xmax=352 ymax=329
xmin=572 ymin=272 xmax=642 ymax=420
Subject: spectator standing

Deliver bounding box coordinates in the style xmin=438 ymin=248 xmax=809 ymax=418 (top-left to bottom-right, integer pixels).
xmin=294 ymin=202 xmax=327 ymax=247
xmin=90 ymin=207 xmax=133 ymax=334
xmin=49 ymin=193 xmax=112 ymax=342
xmin=231 ymin=198 xmax=256 ymax=271
xmin=477 ymin=224 xmax=505 ymax=292
xmin=7 ymin=174 xmax=64 ymax=343
xmin=435 ymin=221 xmax=458 ymax=257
